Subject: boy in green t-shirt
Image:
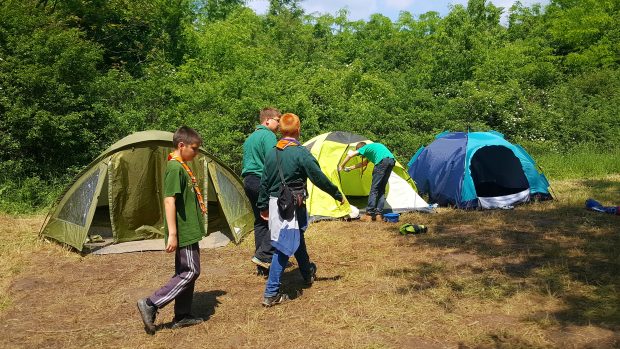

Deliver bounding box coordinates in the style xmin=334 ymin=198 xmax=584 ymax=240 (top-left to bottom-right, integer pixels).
xmin=338 ymin=142 xmax=396 ymax=221
xmin=137 ymin=126 xmax=206 ymax=335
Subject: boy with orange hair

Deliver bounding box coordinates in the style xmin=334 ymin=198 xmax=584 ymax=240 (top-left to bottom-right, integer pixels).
xmin=257 ymin=113 xmax=344 ymax=307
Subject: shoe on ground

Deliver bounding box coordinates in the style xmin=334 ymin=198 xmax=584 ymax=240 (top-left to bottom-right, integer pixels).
xmin=252 ymin=256 xmax=271 ymax=269
xmin=137 ymin=298 xmax=157 ymax=335
xmin=262 ymin=293 xmax=290 ymax=307
xmin=304 ymin=262 xmax=317 ymax=286
xmin=359 ymin=214 xmax=376 ymax=222
xmin=257 ymin=265 xmax=269 ymax=277
xmin=171 ymin=315 xmax=204 ymax=329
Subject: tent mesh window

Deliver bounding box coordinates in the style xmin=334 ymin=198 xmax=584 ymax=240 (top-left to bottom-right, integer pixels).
xmin=57 ymin=170 xmax=100 ymax=227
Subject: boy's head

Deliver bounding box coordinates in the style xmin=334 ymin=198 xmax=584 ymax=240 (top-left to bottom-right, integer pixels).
xmin=173 ymin=126 xmax=203 ymax=161
xmin=355 ymin=142 xmax=366 ymax=150
xmin=279 ymin=113 xmax=301 ymax=139
xmin=259 ymin=107 xmax=281 ymax=132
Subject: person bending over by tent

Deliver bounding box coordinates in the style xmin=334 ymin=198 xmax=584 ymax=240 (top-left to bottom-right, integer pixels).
xmin=338 ymin=141 xmax=396 ymax=222
xmin=137 ymin=126 xmax=206 ymax=335
xmin=257 ymin=113 xmax=344 ymax=307
xmin=242 ymin=107 xmax=281 ymax=276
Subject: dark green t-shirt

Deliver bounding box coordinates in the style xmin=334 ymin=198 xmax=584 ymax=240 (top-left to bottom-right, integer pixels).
xmin=257 ymin=143 xmax=343 ymax=210
xmin=241 ymin=125 xmax=277 ymax=178
xmin=163 ymin=160 xmax=206 ymax=247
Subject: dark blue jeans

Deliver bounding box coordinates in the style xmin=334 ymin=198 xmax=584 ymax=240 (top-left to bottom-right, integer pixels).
xmin=264 ymin=207 xmax=312 ymax=297
xmin=367 ymin=158 xmax=395 ymax=215
xmin=243 ymin=175 xmax=274 ymax=262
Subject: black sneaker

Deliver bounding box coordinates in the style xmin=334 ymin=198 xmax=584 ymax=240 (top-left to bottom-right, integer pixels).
xmin=262 ymin=293 xmax=289 ymax=307
xmin=171 ymin=315 xmax=204 ymax=329
xmin=137 ymin=298 xmax=157 ymax=335
xmin=304 ymin=262 xmax=317 ymax=286
xmin=256 ymin=265 xmax=269 ymax=277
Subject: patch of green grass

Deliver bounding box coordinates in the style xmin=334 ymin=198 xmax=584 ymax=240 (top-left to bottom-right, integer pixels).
xmin=533 ymin=144 xmax=620 ymax=180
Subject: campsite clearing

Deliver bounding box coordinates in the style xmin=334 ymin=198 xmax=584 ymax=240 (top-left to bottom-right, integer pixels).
xmin=0 ymin=176 xmax=618 ymax=348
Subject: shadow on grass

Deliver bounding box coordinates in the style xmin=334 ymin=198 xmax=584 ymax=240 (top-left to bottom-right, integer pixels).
xmin=393 ymin=189 xmax=619 ymax=329
xmin=279 ymin=267 xmax=342 ymax=299
xmin=157 ymin=289 xmax=226 ymax=330
xmin=193 ymin=290 xmax=226 ymax=321
xmin=582 ymin=178 xmax=620 ymax=198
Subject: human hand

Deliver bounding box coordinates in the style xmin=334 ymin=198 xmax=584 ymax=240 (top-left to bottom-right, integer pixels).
xmin=260 ymin=209 xmax=269 ymax=221
xmin=165 ymin=234 xmax=178 ymax=253
xmin=338 ymin=165 xmax=344 ymax=172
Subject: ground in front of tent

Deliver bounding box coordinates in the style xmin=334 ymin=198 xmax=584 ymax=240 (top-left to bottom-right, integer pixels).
xmin=1 ymin=175 xmax=618 ymax=348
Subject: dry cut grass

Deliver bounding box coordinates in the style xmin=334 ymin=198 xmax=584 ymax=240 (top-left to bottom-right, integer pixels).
xmin=0 ymin=175 xmax=618 ymax=348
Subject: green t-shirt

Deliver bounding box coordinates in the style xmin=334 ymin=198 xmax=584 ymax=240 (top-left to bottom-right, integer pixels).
xmin=241 ymin=125 xmax=277 ymax=178
xmin=357 ymin=143 xmax=395 ymax=164
xmin=163 ymin=160 xmax=206 ymax=247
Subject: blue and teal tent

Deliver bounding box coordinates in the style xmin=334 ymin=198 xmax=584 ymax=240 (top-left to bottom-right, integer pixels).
xmin=407 ymin=131 xmax=552 ymax=209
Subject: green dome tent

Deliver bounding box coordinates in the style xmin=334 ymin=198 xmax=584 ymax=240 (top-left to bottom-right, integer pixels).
xmin=40 ymin=131 xmax=253 ymax=251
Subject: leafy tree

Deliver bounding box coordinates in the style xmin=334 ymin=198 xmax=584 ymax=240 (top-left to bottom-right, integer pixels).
xmin=1 ymin=0 xmax=619 ymax=211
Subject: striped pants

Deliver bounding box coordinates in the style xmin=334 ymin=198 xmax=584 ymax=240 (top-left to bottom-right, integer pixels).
xmin=149 ymin=243 xmax=200 ymax=317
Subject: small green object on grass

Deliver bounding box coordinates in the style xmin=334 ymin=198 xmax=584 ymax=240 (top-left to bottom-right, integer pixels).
xmin=399 ymin=224 xmax=428 ymax=235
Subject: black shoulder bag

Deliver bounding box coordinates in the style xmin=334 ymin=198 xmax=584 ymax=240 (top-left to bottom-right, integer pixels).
xmin=275 ymin=149 xmax=307 ymax=220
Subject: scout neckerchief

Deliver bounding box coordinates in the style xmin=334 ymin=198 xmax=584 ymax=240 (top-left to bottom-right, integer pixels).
xmin=276 ymin=137 xmax=300 ymax=150
xmin=168 ymin=153 xmax=207 ymax=214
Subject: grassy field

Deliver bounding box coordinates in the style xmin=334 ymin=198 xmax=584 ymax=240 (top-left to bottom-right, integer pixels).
xmin=0 ymin=175 xmax=618 ymax=348
xmin=531 ymin=145 xmax=620 ymax=180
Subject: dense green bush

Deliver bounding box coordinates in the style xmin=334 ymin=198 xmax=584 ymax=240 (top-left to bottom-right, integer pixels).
xmin=1 ymin=0 xmax=619 ymax=212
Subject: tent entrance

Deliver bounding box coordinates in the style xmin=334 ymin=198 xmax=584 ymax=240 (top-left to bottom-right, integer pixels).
xmin=85 ymin=167 xmax=114 ymax=248
xmin=470 ymin=146 xmax=530 ymax=207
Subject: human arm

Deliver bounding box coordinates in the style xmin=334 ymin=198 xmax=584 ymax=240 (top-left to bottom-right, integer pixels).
xmin=302 ymin=151 xmax=345 ymax=204
xmin=338 ymin=150 xmax=359 ymax=172
xmin=345 ymin=159 xmax=368 ymax=171
xmin=164 ymin=196 xmax=178 ymax=253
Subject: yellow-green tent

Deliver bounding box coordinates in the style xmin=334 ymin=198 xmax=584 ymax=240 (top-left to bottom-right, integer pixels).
xmin=303 ymin=131 xmax=429 ymax=220
xmin=40 ymin=131 xmax=253 ymax=251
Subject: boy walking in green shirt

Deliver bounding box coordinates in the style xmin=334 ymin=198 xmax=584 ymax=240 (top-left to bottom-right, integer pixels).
xmin=137 ymin=126 xmax=206 ymax=335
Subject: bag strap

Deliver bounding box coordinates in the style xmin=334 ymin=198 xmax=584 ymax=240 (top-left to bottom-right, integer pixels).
xmin=275 ymin=148 xmax=288 ymax=188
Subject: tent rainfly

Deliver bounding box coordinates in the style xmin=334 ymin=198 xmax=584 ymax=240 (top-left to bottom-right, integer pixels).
xmin=40 ymin=130 xmax=254 ymax=251
xmin=407 ymin=130 xmax=552 ymax=209
xmin=303 ymin=131 xmax=430 ymax=220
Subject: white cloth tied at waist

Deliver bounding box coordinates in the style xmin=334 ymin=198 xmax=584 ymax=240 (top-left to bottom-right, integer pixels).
xmin=268 ymin=196 xmax=308 ymax=256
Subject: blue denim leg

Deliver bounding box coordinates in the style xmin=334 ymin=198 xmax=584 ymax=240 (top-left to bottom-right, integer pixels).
xmin=264 ymin=249 xmax=289 ymax=297
xmin=264 ymin=207 xmax=311 ymax=297
xmin=367 ymin=158 xmax=395 ymax=215
xmin=375 ymin=159 xmax=395 ymax=214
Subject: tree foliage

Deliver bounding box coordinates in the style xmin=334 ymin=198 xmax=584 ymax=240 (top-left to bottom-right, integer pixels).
xmin=0 ymin=0 xmax=619 ymax=211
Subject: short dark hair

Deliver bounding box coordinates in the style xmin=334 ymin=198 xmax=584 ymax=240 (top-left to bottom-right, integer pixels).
xmin=173 ymin=126 xmax=203 ymax=148
xmin=356 ymin=142 xmax=366 ymax=150
xmin=259 ymin=107 xmax=281 ymax=123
